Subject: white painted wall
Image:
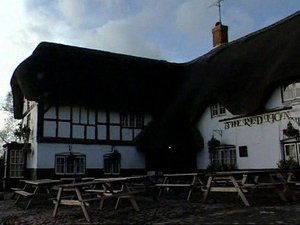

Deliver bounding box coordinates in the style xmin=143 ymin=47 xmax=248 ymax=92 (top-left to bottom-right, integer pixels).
xmin=21 ymin=103 xmax=38 ymax=169
xmin=197 ymin=86 xmax=300 ymax=170
xmin=36 ymin=143 xmax=145 ymax=169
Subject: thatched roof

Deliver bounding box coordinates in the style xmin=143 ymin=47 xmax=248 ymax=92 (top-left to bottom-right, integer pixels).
xmin=11 ymin=42 xmax=186 ymax=119
xmin=11 ymin=11 xmax=300 ymax=151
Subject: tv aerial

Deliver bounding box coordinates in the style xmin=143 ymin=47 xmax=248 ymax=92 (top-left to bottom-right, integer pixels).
xmin=209 ymin=0 xmax=225 ymax=23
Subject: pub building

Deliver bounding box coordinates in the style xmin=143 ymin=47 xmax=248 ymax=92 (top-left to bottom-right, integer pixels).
xmin=3 ymin=11 xmax=300 ymax=186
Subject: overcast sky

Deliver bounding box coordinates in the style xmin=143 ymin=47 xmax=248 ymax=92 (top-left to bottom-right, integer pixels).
xmin=0 ymin=0 xmax=299 ymax=128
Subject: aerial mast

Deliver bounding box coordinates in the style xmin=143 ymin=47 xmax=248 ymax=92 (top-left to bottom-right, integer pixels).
xmin=209 ymin=0 xmax=224 ymax=24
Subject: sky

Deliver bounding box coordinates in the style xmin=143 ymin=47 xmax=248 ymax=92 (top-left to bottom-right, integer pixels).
xmin=0 ymin=0 xmax=299 ymax=128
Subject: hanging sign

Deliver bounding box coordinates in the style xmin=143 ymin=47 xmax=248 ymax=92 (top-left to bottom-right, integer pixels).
xmin=224 ymin=111 xmax=291 ymax=129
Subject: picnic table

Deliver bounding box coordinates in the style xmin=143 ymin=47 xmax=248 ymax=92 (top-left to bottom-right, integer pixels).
xmin=278 ymin=170 xmax=300 ymax=200
xmin=202 ymin=170 xmax=288 ymax=206
xmin=14 ymin=179 xmax=61 ymax=209
xmin=52 ymin=176 xmax=149 ymax=223
xmin=156 ymin=173 xmax=204 ymax=201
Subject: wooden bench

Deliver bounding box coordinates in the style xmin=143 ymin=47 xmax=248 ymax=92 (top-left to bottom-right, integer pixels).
xmin=156 ymin=184 xmax=193 ymax=187
xmin=156 ymin=173 xmax=203 ymax=201
xmin=85 ymin=187 xmax=141 ymax=211
xmin=11 ymin=187 xmax=22 ymax=192
xmin=11 ymin=188 xmax=22 ymax=199
xmin=14 ymin=190 xmax=34 ymax=197
xmin=53 ymin=177 xmax=145 ymax=223
xmin=209 ymin=187 xmax=248 ymax=192
xmin=14 ymin=179 xmax=61 ymax=210
xmin=243 ymin=182 xmax=283 ymax=188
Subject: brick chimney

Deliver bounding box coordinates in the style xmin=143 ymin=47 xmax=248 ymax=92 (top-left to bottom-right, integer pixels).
xmin=212 ymin=22 xmax=228 ymax=47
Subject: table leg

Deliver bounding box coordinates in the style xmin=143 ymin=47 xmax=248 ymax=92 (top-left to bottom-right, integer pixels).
xmin=202 ymin=176 xmax=213 ymax=203
xmin=269 ymin=173 xmax=288 ymax=202
xmin=52 ymin=187 xmax=63 ymax=217
xmin=187 ymin=176 xmax=196 ymax=201
xmin=75 ymin=187 xmax=91 ymax=223
xmin=115 ymin=197 xmax=121 ymax=210
xmin=15 ymin=184 xmax=28 ymax=205
xmin=129 ymin=197 xmax=140 ymax=211
xmin=25 ymin=186 xmax=39 ymax=210
xmin=15 ymin=194 xmax=22 ymax=205
xmin=283 ymin=184 xmax=297 ymax=201
xmin=157 ymin=177 xmax=168 ymax=200
xmin=99 ymin=198 xmax=104 ymax=210
xmin=273 ymin=188 xmax=287 ymax=201
xmin=115 ymin=184 xmax=124 ymax=210
xmin=230 ymin=176 xmax=250 ymax=206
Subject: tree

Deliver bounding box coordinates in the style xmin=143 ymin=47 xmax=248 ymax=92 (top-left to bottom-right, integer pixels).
xmin=2 ymin=91 xmax=14 ymax=113
xmin=0 ymin=91 xmax=19 ymax=155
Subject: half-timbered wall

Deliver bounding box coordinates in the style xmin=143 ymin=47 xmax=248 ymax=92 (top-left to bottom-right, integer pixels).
xmin=40 ymin=105 xmax=151 ymax=143
xmin=18 ymin=102 xmax=152 ymax=178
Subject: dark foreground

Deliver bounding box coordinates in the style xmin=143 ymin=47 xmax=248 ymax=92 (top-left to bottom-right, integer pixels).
xmin=1 ymin=192 xmax=300 ymax=225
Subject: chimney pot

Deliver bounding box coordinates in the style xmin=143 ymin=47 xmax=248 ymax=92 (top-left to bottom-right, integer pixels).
xmin=212 ymin=23 xmax=228 ymax=47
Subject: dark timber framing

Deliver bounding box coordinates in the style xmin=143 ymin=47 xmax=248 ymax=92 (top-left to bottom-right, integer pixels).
xmin=37 ymin=104 xmax=146 ymax=145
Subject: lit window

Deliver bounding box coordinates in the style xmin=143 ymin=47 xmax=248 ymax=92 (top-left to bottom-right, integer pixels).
xmin=55 ymin=154 xmax=85 ymax=175
xmin=10 ymin=149 xmax=24 ymax=178
xmin=120 ymin=113 xmax=144 ymax=128
xmin=283 ymin=82 xmax=300 ymax=102
xmin=211 ymin=103 xmax=226 ymax=117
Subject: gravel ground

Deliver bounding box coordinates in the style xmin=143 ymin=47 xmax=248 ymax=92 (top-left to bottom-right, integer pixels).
xmin=1 ymin=191 xmax=300 ymax=225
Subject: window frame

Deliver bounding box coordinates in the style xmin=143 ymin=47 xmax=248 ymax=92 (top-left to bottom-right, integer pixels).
xmin=55 ymin=154 xmax=86 ymax=175
xmin=210 ymin=103 xmax=226 ymax=118
xmin=103 ymin=155 xmax=121 ymax=175
xmin=10 ymin=149 xmax=24 ymax=178
xmin=120 ymin=113 xmax=144 ymax=129
xmin=283 ymin=143 xmax=298 ymax=162
xmin=210 ymin=147 xmax=236 ymax=167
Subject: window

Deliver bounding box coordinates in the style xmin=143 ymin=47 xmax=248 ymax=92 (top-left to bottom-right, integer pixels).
xmin=211 ymin=103 xmax=226 ymax=117
xmin=283 ymin=82 xmax=300 ymax=102
xmin=10 ymin=149 xmax=24 ymax=178
xmin=120 ymin=113 xmax=144 ymax=128
xmin=55 ymin=154 xmax=85 ymax=175
xmin=284 ymin=144 xmax=298 ymax=161
xmin=239 ymin=146 xmax=248 ymax=157
xmin=210 ymin=146 xmax=236 ymax=167
xmin=103 ymin=151 xmax=121 ymax=174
